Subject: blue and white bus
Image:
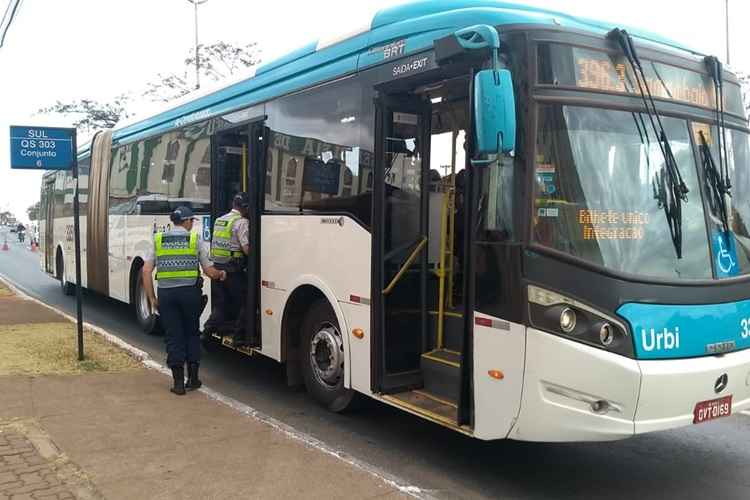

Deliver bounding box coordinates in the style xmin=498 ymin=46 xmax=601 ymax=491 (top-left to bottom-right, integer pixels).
xmin=41 ymin=1 xmax=750 ymax=441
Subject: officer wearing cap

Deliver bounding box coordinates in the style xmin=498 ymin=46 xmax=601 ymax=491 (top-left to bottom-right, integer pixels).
xmin=203 ymin=193 xmax=251 ymax=346
xmin=142 ymin=207 xmax=226 ymax=395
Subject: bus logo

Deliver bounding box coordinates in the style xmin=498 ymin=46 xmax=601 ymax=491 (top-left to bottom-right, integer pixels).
xmin=714 ymin=374 xmax=728 ymax=394
xmin=641 ymin=327 xmax=680 ymax=352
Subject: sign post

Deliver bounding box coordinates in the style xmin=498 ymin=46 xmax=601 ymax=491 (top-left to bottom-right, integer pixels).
xmin=10 ymin=126 xmax=84 ymax=360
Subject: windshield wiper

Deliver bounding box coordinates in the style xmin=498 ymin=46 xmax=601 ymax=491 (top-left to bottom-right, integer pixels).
xmin=703 ymin=55 xmax=732 ymax=235
xmin=608 ymin=28 xmax=689 ymax=258
xmin=698 ymin=130 xmax=731 ymax=234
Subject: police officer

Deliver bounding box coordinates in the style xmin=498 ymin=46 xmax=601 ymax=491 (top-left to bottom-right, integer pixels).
xmin=142 ymin=207 xmax=226 ymax=395
xmin=203 ymin=193 xmax=251 ymax=346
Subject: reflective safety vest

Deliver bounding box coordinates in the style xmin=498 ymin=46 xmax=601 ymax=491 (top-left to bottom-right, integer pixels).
xmin=154 ymin=231 xmax=200 ymax=287
xmin=211 ymin=213 xmax=244 ymax=264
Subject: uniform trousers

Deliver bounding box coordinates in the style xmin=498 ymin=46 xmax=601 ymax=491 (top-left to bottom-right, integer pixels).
xmin=205 ymin=267 xmax=247 ymax=336
xmin=159 ymin=286 xmax=202 ymax=368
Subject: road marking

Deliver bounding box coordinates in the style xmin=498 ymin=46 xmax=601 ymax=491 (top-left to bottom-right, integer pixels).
xmin=0 ymin=272 xmax=435 ymax=500
xmin=741 ymin=410 xmax=750 ymax=417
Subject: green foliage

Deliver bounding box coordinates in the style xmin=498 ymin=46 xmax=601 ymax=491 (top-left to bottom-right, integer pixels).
xmin=38 ymin=41 xmax=262 ymax=131
xmin=26 ymin=202 xmax=40 ymax=222
xmin=37 ymin=94 xmax=132 ymax=135
xmin=142 ymin=41 xmax=261 ymax=102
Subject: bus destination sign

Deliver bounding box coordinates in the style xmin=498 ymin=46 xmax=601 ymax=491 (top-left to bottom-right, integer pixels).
xmin=9 ymin=126 xmax=76 ymax=170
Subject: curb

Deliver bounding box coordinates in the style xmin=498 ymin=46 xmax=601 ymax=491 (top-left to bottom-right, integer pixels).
xmin=0 ymin=273 xmax=435 ymax=500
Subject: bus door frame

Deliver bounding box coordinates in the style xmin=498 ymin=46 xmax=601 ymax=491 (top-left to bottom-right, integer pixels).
xmin=371 ymin=91 xmax=432 ymax=394
xmin=43 ymin=176 xmax=56 ymax=274
xmin=209 ymin=117 xmax=267 ymax=347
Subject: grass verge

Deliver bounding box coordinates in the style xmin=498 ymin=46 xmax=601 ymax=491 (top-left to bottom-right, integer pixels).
xmin=0 ymin=322 xmax=142 ymax=376
xmin=0 ymin=280 xmax=13 ymax=297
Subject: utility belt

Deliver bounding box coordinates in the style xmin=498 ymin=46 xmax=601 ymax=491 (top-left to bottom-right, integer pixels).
xmin=214 ymin=260 xmax=246 ymax=274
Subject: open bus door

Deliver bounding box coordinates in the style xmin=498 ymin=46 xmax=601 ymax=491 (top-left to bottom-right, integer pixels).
xmin=209 ymin=120 xmax=266 ymax=349
xmin=372 ymin=93 xmax=432 ymax=394
xmin=42 ymin=177 xmax=56 ymax=274
xmin=372 ymin=71 xmax=475 ymax=430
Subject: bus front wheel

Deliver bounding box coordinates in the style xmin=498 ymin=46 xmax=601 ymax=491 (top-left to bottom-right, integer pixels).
xmin=301 ymin=299 xmax=355 ymax=413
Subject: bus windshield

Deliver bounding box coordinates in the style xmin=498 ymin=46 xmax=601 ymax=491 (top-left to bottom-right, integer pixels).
xmin=534 ymin=105 xmax=714 ymax=280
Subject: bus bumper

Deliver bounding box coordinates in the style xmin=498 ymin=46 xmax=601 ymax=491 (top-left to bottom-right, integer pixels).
xmin=508 ymin=328 xmax=750 ymax=442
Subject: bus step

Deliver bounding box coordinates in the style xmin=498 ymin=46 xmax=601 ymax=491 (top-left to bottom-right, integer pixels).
xmin=384 ymin=389 xmax=458 ymax=427
xmin=211 ymin=333 xmax=256 ymax=356
xmin=420 ymin=349 xmax=461 ymax=404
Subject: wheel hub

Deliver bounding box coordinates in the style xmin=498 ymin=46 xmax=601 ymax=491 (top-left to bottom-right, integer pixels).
xmin=310 ymin=324 xmax=344 ymax=387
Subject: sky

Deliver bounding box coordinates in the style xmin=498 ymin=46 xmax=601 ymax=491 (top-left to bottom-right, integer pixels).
xmin=1 ymin=0 xmax=748 ymax=223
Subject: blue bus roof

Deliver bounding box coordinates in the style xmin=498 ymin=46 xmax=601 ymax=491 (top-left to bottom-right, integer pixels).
xmin=99 ymin=0 xmax=703 ymax=153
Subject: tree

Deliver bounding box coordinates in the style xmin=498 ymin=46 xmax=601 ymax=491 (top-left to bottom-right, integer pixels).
xmin=38 ymin=41 xmax=262 ymax=130
xmin=37 ymin=94 xmax=132 ymax=136
xmin=142 ymin=41 xmax=261 ymax=102
xmin=0 ymin=211 xmax=15 ymax=225
xmin=26 ymin=202 xmax=40 ymax=222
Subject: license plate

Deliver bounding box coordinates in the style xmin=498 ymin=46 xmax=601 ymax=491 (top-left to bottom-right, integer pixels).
xmin=693 ymin=395 xmax=732 ymax=424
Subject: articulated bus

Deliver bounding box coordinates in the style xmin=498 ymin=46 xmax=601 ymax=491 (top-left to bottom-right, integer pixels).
xmin=41 ymin=1 xmax=750 ymax=441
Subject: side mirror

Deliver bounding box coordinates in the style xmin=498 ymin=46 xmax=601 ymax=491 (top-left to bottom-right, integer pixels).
xmin=474 ymin=69 xmax=516 ymax=158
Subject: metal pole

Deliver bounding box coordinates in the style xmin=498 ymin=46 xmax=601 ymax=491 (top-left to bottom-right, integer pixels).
xmin=726 ymin=0 xmax=731 ymax=65
xmin=71 ymin=132 xmax=84 ymax=361
xmin=194 ymin=0 xmax=200 ymax=89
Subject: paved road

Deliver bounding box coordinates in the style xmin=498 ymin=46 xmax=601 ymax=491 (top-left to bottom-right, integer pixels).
xmin=1 ymin=228 xmax=749 ymax=500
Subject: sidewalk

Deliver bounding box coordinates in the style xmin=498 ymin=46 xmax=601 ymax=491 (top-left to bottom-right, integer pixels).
xmin=0 ymin=280 xmax=411 ymax=500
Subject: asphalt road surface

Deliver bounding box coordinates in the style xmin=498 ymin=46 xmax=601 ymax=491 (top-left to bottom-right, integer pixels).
xmin=1 ymin=228 xmax=749 ymax=500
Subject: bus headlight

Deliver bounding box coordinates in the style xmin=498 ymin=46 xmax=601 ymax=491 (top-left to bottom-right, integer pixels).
xmin=559 ymin=308 xmax=577 ymax=333
xmin=599 ymin=323 xmax=615 ymax=346
xmin=528 ymin=285 xmax=634 ymax=357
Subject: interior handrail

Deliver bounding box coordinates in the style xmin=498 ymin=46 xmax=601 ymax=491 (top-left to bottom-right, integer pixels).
xmin=383 ymin=237 xmax=427 ymax=295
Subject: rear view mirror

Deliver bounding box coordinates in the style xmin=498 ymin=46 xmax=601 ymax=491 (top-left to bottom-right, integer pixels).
xmin=474 ymin=69 xmax=516 ymax=158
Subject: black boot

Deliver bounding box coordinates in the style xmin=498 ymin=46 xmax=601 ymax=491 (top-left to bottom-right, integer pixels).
xmin=186 ymin=362 xmax=202 ymax=391
xmin=170 ymin=365 xmax=186 ymax=395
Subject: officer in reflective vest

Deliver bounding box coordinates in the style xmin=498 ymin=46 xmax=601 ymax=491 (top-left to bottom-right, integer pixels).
xmin=203 ymin=193 xmax=251 ymax=346
xmin=142 ymin=207 xmax=226 ymax=395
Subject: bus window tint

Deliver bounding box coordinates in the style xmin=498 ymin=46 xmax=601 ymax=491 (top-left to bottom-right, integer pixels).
xmin=727 ymin=129 xmax=750 ymax=265
xmin=135 ymin=135 xmax=170 ymax=214
xmin=109 ymin=144 xmax=139 ymax=215
xmin=533 ymin=105 xmax=712 ymax=279
xmin=264 ymin=78 xmax=369 ymax=224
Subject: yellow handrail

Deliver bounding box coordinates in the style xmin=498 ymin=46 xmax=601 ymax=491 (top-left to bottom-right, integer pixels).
xmin=383 ymin=237 xmax=427 ymax=295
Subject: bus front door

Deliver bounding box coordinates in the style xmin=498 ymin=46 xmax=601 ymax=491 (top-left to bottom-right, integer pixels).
xmin=43 ymin=178 xmax=55 ymax=274
xmin=373 ymin=94 xmax=432 ymax=393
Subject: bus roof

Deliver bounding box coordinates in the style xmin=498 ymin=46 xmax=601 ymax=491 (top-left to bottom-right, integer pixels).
xmin=87 ymin=0 xmax=703 ymax=155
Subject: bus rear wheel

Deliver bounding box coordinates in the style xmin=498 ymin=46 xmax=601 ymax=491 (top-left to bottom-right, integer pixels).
xmin=133 ymin=271 xmax=158 ymax=334
xmin=301 ymin=299 xmax=355 ymax=412
xmin=56 ymin=249 xmax=74 ymax=296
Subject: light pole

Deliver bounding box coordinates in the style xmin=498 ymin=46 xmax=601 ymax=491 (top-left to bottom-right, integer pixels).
xmin=725 ymin=0 xmax=730 ymax=65
xmin=187 ymin=0 xmax=208 ymax=90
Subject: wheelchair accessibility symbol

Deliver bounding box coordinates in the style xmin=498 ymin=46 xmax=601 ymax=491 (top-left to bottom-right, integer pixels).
xmin=714 ymin=233 xmax=738 ymax=276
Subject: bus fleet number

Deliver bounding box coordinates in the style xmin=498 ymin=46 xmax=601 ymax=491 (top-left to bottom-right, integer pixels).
xmin=740 ymin=318 xmax=750 ymax=339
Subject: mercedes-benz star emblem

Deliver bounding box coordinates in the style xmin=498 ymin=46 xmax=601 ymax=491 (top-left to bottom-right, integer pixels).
xmin=714 ymin=373 xmax=729 ymax=394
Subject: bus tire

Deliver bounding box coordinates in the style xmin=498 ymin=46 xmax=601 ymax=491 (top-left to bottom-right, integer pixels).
xmin=56 ymin=249 xmax=74 ymax=296
xmin=133 ymin=271 xmax=159 ymax=335
xmin=300 ymin=299 xmax=355 ymax=412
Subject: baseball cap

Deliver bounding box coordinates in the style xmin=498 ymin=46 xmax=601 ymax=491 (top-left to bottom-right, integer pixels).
xmin=170 ymin=206 xmax=197 ymax=224
xmin=233 ymin=192 xmax=250 ymax=209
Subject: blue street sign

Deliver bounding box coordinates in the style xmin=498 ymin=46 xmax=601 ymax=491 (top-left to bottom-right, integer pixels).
xmin=9 ymin=126 xmax=76 ymax=170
